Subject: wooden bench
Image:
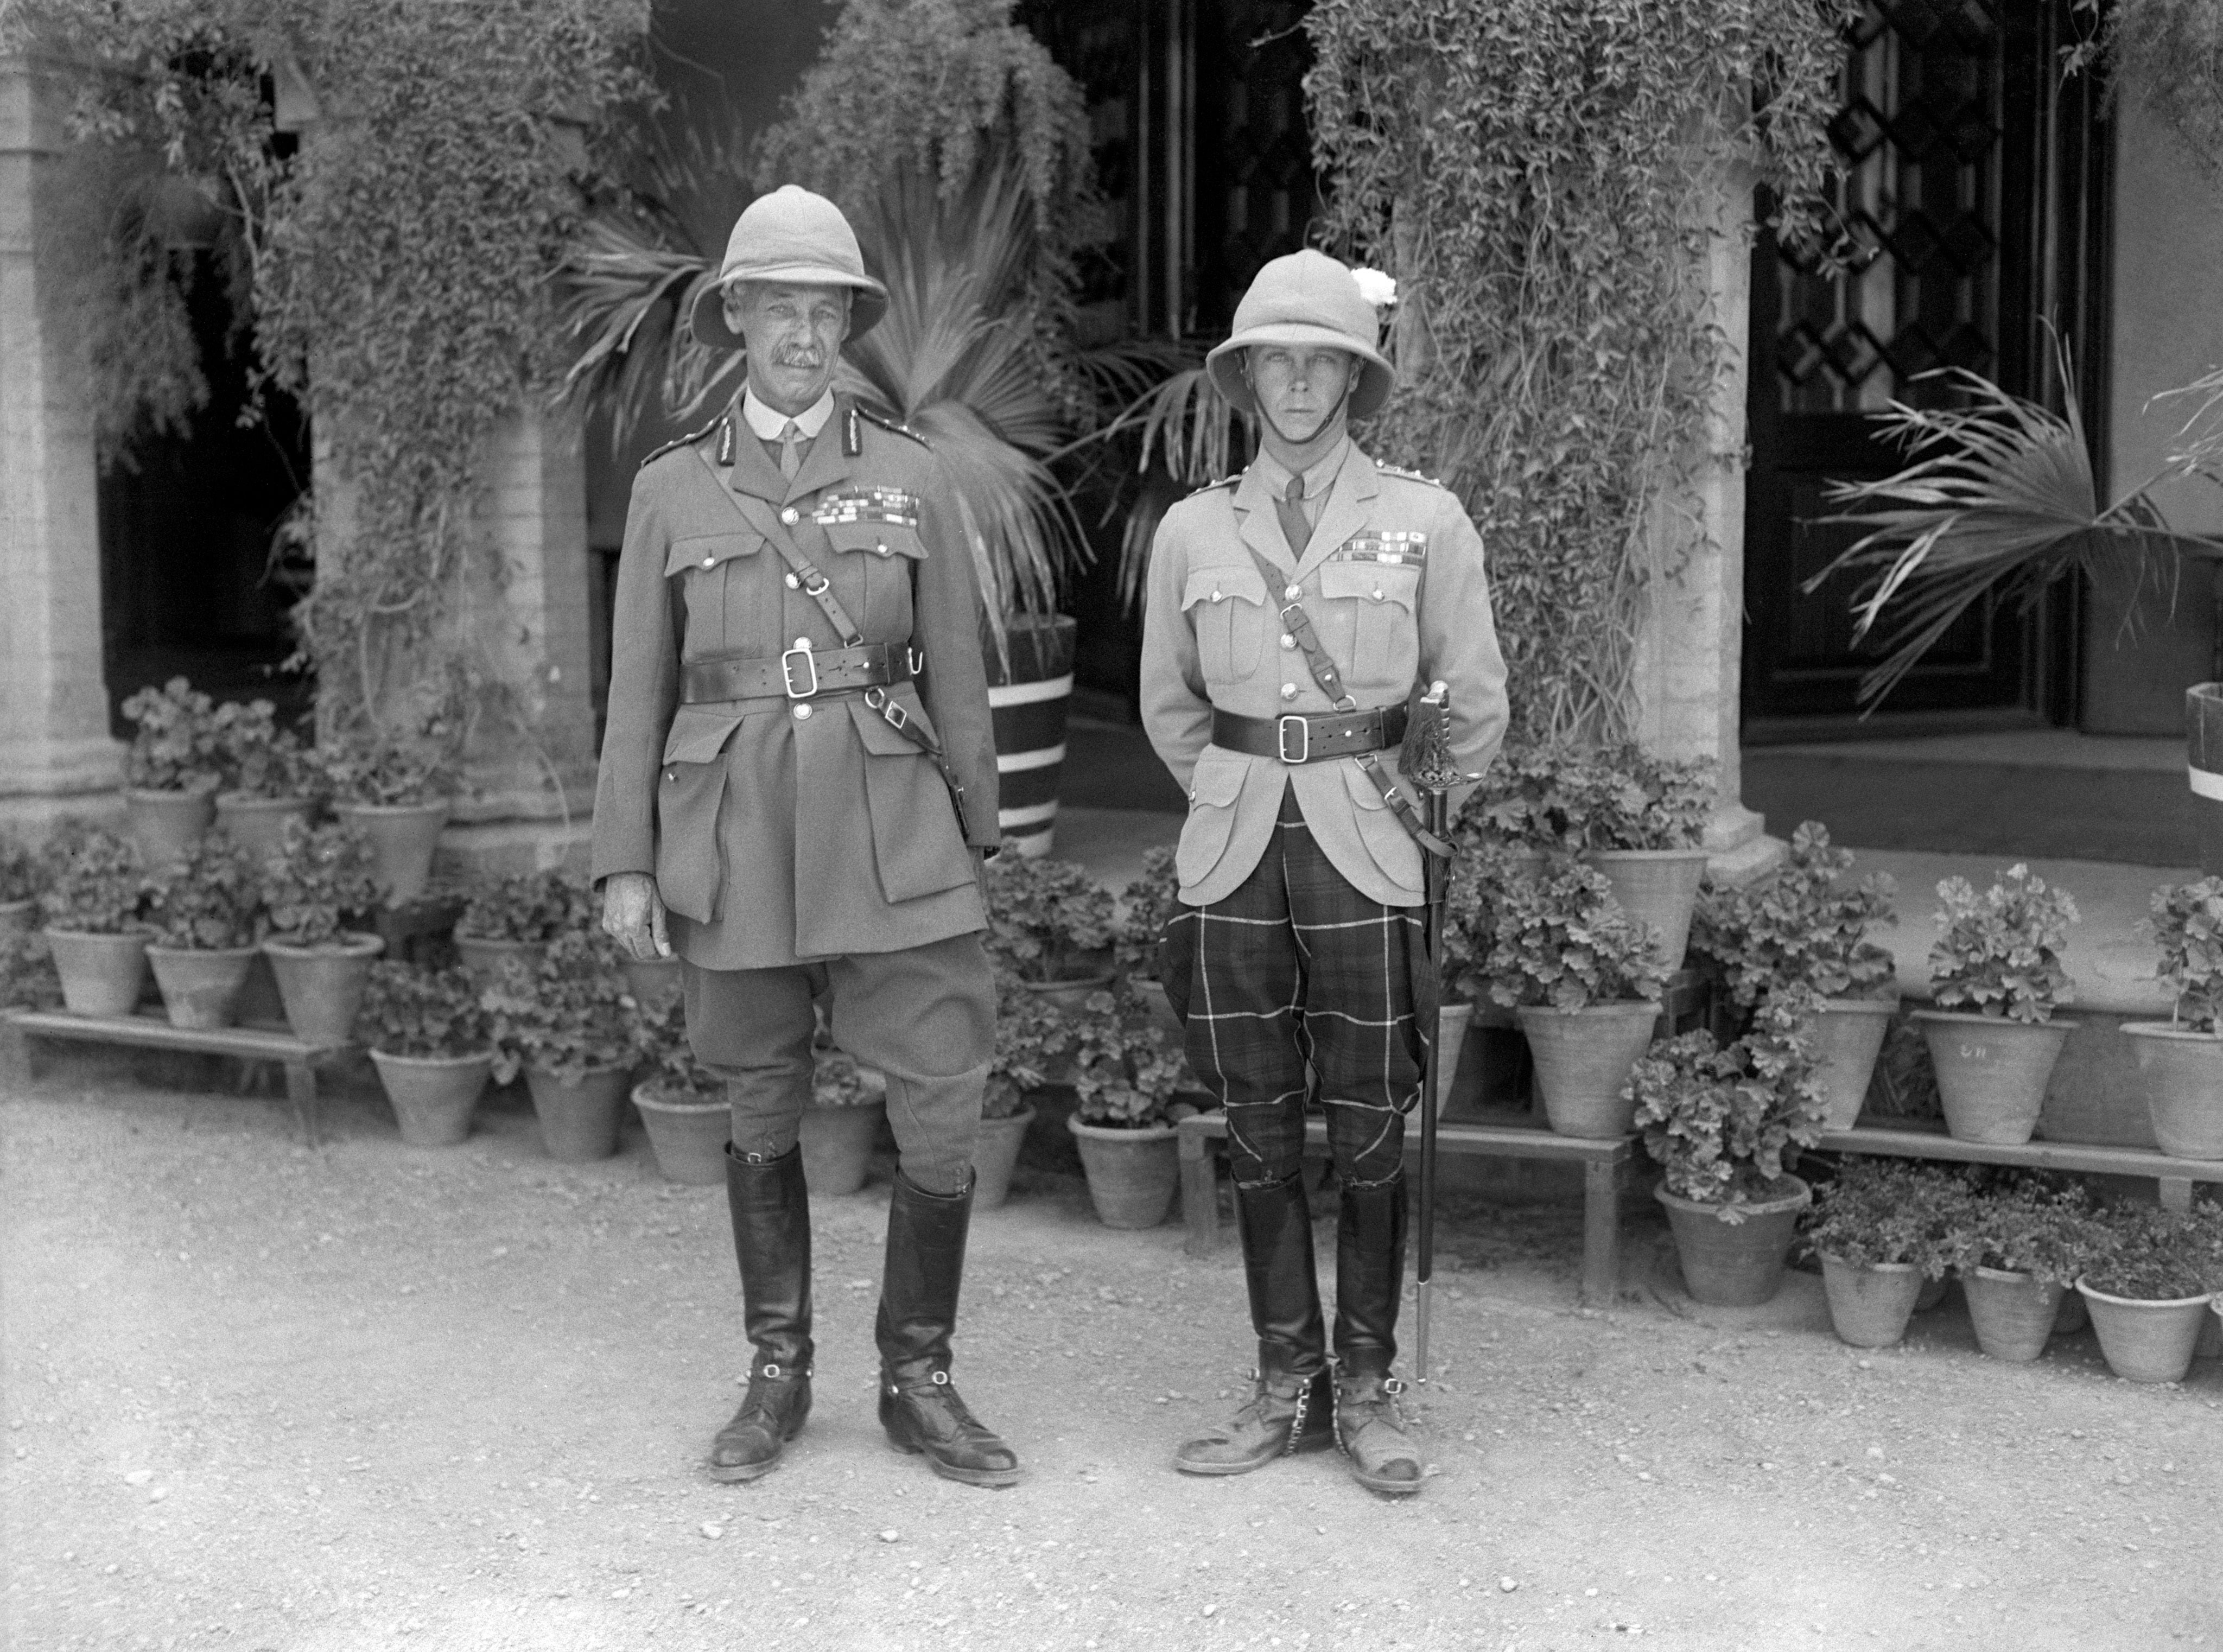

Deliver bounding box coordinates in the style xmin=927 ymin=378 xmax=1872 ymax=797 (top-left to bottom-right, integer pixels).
xmin=0 ymin=1008 xmax=341 ymax=1144
xmin=1176 ymin=1110 xmax=1636 ymax=1306
xmin=1820 ymin=1124 xmax=2223 ymax=1212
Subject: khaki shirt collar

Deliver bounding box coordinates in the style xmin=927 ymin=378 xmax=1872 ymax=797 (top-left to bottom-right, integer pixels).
xmin=741 ymin=387 xmax=836 ymax=442
xmin=1251 ymin=436 xmax=1348 ymax=512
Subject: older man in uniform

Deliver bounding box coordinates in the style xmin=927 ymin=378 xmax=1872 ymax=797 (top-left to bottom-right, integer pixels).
xmin=1141 ymin=251 xmax=1508 ymax=1495
xmin=593 ymin=186 xmax=1018 ymax=1488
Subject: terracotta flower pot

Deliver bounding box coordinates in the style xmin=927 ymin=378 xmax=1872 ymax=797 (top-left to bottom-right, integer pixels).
xmin=525 ymin=1063 xmax=632 ymax=1162
xmin=973 ymin=1106 xmax=1036 ymax=1211
xmin=42 ymin=927 xmax=151 ymax=1016
xmin=621 ymin=954 xmax=684 ymax=1009
xmin=1799 ymin=998 xmax=1897 ymax=1129
xmin=2075 ymin=1280 xmax=2214 ymax=1384
xmin=144 ymin=943 xmax=259 ymax=1030
xmin=1589 ymin=848 xmax=1710 ymax=969
xmin=334 ymin=799 xmax=450 ymax=905
xmin=1655 ymin=1177 xmax=1811 ymax=1307
xmin=1913 ymin=1011 xmax=2074 ymax=1146
xmin=800 ymin=1101 xmax=885 ymax=1195
xmin=213 ymin=793 xmax=313 ymax=863
xmin=632 ymin=1082 xmax=730 ymax=1185
xmin=2119 ymin=1022 xmax=2223 ymax=1159
xmin=1067 ymin=1115 xmax=1179 ymax=1229
xmin=124 ymin=787 xmax=217 ymax=867
xmin=262 ymin=932 xmax=385 ymax=1045
xmin=453 ymin=935 xmax=544 ymax=989
xmin=0 ymin=898 xmax=38 ymax=942
xmin=1516 ymin=1001 xmax=1659 ymax=1138
xmin=1959 ymin=1266 xmax=2064 ymax=1363
xmin=1819 ymin=1255 xmax=1925 ymax=1348
xmin=370 ymin=1049 xmax=493 ymax=1147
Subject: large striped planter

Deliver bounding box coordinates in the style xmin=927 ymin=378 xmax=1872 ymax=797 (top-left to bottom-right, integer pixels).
xmin=983 ymin=614 xmax=1077 ymax=860
xmin=2188 ymin=683 xmax=2223 ymax=875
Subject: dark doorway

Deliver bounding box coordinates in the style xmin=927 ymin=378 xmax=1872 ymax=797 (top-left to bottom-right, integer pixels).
xmin=1742 ymin=0 xmax=2110 ymax=737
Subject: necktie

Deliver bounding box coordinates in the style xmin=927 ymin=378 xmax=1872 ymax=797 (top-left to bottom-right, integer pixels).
xmin=778 ymin=420 xmax=803 ymax=480
xmin=1274 ymin=471 xmax=1313 ymax=558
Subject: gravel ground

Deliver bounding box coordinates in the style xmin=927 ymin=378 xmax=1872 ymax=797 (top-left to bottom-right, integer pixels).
xmin=5 ymin=1051 xmax=2220 ymax=1652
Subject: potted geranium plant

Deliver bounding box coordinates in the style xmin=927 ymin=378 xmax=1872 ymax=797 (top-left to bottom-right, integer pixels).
xmin=358 ymin=960 xmax=498 ymax=1147
xmin=1940 ymin=1176 xmax=2098 ymax=1363
xmin=1065 ymin=989 xmax=1191 ymax=1229
xmin=484 ymin=931 xmax=640 ymax=1164
xmin=1915 ymin=866 xmax=2079 ymax=1146
xmin=258 ymin=818 xmax=386 ymax=1045
xmin=2121 ymin=877 xmax=2223 ymax=1159
xmin=119 ymin=677 xmax=228 ymax=865
xmin=2075 ymin=1201 xmax=2221 ymax=1385
xmin=315 ymin=726 xmax=456 ymax=905
xmin=0 ymin=836 xmax=40 ymax=939
xmin=977 ymin=982 xmax=1071 ymax=1211
xmin=801 ymin=1045 xmax=886 ymax=1197
xmin=212 ymin=701 xmax=319 ymax=861
xmin=37 ymin=825 xmax=152 ymax=1015
xmin=1691 ymin=821 xmax=1900 ymax=1128
xmin=0 ymin=932 xmax=63 ymax=1012
xmin=143 ymin=833 xmax=265 ymax=1030
xmin=1626 ymin=999 xmax=1826 ymax=1306
xmin=1487 ymin=855 xmax=1669 ymax=1138
xmin=628 ymin=994 xmax=728 ymax=1185
xmin=1802 ymin=1157 xmax=1961 ymax=1348
xmin=983 ymin=855 xmax=1117 ymax=1008
xmin=452 ymin=870 xmax=589 ymax=985
xmin=1114 ymin=846 xmax=1182 ymax=1034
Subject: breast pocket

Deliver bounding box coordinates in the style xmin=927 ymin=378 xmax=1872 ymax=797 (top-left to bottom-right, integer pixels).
xmin=1319 ymin=561 xmax=1421 ymax=686
xmin=664 ymin=532 xmax=767 ymax=656
xmin=823 ymin=521 xmax=925 ymax=639
xmin=1180 ymin=563 xmax=1269 ymax=684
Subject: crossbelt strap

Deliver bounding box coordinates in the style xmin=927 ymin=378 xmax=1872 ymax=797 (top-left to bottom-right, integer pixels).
xmin=681 ymin=643 xmax=911 ymax=704
xmin=1210 ymin=704 xmax=1408 ymax=764
xmin=1237 ymin=544 xmax=1455 ymax=859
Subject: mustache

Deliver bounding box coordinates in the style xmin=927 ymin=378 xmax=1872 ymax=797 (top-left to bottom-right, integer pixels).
xmin=770 ymin=347 xmax=827 ymax=367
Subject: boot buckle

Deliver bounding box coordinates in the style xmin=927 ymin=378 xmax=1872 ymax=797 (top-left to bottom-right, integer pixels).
xmin=761 ymin=1362 xmax=783 ymax=1379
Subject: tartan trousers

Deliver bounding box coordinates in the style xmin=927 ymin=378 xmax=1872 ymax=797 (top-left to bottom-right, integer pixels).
xmin=1161 ymin=783 xmax=1437 ymax=1190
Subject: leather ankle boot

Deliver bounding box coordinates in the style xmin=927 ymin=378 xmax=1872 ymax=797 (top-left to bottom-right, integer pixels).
xmin=1176 ymin=1172 xmax=1332 ymax=1475
xmin=875 ymin=1171 xmax=1020 ymax=1488
xmin=1332 ymin=1174 xmax=1421 ymax=1495
xmin=709 ymin=1144 xmax=814 ymax=1483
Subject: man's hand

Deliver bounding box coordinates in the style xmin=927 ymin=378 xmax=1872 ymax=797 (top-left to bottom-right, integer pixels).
xmin=601 ymin=872 xmax=671 ymax=962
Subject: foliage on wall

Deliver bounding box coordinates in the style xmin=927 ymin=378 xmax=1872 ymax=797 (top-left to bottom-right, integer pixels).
xmin=18 ymin=0 xmax=651 ymax=751
xmin=1304 ymin=0 xmax=1853 ymax=745
xmin=2069 ymin=0 xmax=2223 ymax=171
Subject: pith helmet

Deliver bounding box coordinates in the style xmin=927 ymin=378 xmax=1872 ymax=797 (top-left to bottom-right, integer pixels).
xmin=1205 ymin=249 xmax=1395 ymax=420
xmin=689 ymin=185 xmax=890 ymax=352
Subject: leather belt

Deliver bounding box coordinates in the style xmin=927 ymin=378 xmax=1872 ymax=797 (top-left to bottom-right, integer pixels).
xmin=1210 ymin=703 xmax=1409 ymax=765
xmin=681 ymin=643 xmax=915 ymax=704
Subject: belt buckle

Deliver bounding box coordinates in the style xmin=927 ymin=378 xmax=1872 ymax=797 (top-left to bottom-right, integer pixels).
xmin=1276 ymin=714 xmax=1310 ymax=764
xmin=780 ymin=645 xmax=820 ymax=699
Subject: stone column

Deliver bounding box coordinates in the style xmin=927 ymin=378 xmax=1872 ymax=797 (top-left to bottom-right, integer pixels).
xmin=0 ymin=53 xmax=122 ymax=837
xmin=1629 ymin=158 xmax=1780 ymax=885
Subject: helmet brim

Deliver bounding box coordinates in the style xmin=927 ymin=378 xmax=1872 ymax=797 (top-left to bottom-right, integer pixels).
xmin=1205 ymin=324 xmax=1395 ymax=421
xmin=689 ymin=266 xmax=891 ymax=352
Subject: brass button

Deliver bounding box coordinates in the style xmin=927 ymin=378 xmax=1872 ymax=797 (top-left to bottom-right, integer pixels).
xmin=1285 ymin=583 xmax=1302 ymax=600
xmin=784 ymin=573 xmax=800 ymax=589
xmin=1210 ymin=589 xmax=1224 ymax=603
xmin=1280 ymin=634 xmax=1295 ymax=650
xmin=876 ymin=542 xmax=890 ymax=556
xmin=701 ymin=555 xmax=715 ymax=568
xmin=1373 ymin=588 xmax=1385 ymax=601
xmin=793 ymin=704 xmax=813 ymax=721
xmin=780 ymin=506 xmax=801 ymax=525
xmin=794 ymin=638 xmax=812 ymax=650
xmin=1281 ymin=683 xmax=1298 ymax=701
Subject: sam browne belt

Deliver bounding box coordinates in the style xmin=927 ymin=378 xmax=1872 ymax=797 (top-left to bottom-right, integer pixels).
xmin=681 ymin=642 xmax=914 ymax=704
xmin=1210 ymin=703 xmax=1409 ymax=765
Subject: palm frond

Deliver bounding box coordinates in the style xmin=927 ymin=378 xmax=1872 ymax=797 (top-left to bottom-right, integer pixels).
xmin=553 ymin=214 xmax=737 ymax=450
xmin=1084 ymin=364 xmax=1254 ymax=609
xmin=1808 ymin=346 xmax=2223 ymax=709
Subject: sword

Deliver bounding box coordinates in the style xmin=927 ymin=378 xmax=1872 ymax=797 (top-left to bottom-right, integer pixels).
xmin=1399 ymin=679 xmax=1462 ymax=1386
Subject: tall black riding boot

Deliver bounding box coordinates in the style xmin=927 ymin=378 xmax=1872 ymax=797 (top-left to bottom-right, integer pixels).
xmin=708 ymin=1144 xmax=814 ymax=1483
xmin=1332 ymin=1172 xmax=1422 ymax=1495
xmin=1175 ymin=1171 xmax=1333 ymax=1475
xmin=875 ymin=1171 xmax=1021 ymax=1487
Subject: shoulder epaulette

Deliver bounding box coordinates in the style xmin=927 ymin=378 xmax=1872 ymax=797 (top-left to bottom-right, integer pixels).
xmin=857 ymin=405 xmax=931 ymax=449
xmin=638 ymin=416 xmax=724 ymax=472
xmin=1203 ymin=474 xmax=1241 ymax=491
xmin=1375 ymin=462 xmax=1447 ymax=490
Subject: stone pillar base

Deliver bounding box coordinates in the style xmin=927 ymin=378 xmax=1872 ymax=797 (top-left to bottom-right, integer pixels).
xmin=1703 ymin=801 xmax=1783 ymax=887
xmin=435 ymin=773 xmax=596 ymax=881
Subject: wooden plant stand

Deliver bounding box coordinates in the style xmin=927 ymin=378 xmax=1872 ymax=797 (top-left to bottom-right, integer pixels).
xmin=1176 ymin=1110 xmax=1635 ymax=1307
xmin=1819 ymin=1124 xmax=2223 ymax=1213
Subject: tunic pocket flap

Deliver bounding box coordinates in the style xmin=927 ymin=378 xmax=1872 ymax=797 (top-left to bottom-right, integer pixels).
xmin=1319 ymin=561 xmax=1419 ymax=609
xmin=660 ymin=708 xmax=743 ymax=768
xmin=1189 ymin=751 xmax=1248 ymax=808
xmin=1342 ymin=763 xmax=1393 ymax=811
xmin=665 ymin=531 xmax=764 ymax=579
xmin=823 ymin=521 xmax=925 ymax=561
xmin=1182 ymin=564 xmax=1268 ymax=612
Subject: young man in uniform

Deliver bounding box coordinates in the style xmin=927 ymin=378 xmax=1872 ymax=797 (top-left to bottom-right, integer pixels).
xmin=1140 ymin=250 xmax=1508 ymax=1495
xmin=593 ymin=186 xmax=1018 ymax=1488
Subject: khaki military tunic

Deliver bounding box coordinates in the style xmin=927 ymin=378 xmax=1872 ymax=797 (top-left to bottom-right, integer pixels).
xmin=590 ymin=393 xmax=1001 ymax=969
xmin=1139 ymin=442 xmax=1510 ymax=907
